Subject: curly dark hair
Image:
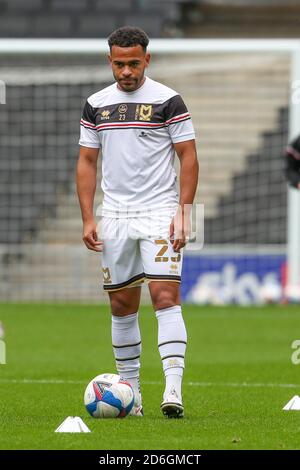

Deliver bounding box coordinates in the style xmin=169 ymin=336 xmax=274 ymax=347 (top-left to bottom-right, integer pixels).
xmin=108 ymin=26 xmax=149 ymax=52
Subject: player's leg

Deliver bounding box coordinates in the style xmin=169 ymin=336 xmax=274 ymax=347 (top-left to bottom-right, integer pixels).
xmin=109 ymin=286 xmax=141 ymax=317
xmin=108 ymin=286 xmax=143 ymax=416
xmin=102 ymin=217 xmax=144 ymax=416
xmin=149 ymin=281 xmax=186 ymax=418
xmin=140 ymin=237 xmax=187 ymax=418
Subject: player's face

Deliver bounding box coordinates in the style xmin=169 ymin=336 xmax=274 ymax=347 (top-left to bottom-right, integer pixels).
xmin=108 ymin=45 xmax=150 ymax=92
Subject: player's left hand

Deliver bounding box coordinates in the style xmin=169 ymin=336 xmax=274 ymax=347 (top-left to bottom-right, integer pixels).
xmin=169 ymin=208 xmax=191 ymax=253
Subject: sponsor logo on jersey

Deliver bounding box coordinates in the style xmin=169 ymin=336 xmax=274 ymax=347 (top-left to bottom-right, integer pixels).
xmin=101 ymin=110 xmax=110 ymax=120
xmin=135 ymin=104 xmax=153 ymax=121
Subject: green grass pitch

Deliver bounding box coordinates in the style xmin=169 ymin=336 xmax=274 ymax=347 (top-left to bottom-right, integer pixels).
xmin=0 ymin=303 xmax=300 ymax=450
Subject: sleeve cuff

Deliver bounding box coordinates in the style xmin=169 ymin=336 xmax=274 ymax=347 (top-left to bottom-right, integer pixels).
xmin=171 ymin=133 xmax=196 ymax=144
xmin=78 ymin=141 xmax=100 ymax=149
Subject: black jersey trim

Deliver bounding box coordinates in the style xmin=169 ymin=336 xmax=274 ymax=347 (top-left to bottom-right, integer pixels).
xmin=84 ymin=116 xmax=191 ymax=133
xmin=144 ymin=274 xmax=181 ymax=282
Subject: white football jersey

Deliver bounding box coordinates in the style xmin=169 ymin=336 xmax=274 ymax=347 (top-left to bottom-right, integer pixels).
xmin=79 ymin=76 xmax=195 ymax=216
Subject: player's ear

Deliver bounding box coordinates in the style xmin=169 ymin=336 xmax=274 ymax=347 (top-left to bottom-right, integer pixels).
xmin=108 ymin=54 xmax=112 ymax=65
xmin=145 ymin=52 xmax=151 ymax=67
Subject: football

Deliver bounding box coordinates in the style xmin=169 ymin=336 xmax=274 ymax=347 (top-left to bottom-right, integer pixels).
xmin=84 ymin=373 xmax=134 ymax=418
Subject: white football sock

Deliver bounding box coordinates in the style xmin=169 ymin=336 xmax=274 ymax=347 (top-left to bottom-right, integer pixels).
xmin=111 ymin=312 xmax=142 ymax=400
xmin=155 ymin=305 xmax=187 ymax=401
xmin=165 ymin=374 xmax=183 ymax=401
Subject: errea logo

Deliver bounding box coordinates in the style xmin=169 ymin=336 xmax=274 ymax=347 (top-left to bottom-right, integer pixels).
xmin=101 ymin=110 xmax=110 ymax=120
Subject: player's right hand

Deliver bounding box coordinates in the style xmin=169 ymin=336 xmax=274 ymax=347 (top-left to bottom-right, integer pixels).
xmin=82 ymin=220 xmax=103 ymax=252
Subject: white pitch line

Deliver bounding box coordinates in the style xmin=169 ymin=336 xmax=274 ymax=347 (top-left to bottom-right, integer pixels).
xmin=0 ymin=379 xmax=299 ymax=389
xmin=190 ymin=381 xmax=300 ymax=389
xmin=0 ymin=379 xmax=86 ymax=384
xmin=147 ymin=381 xmax=300 ymax=389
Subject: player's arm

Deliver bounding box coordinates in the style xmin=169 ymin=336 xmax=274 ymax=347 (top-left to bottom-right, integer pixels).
xmin=171 ymin=139 xmax=199 ymax=252
xmin=76 ymin=146 xmax=103 ymax=252
xmin=285 ymin=141 xmax=300 ymax=189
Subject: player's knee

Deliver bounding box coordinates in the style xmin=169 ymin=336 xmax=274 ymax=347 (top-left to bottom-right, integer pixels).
xmin=109 ymin=294 xmax=136 ymax=316
xmin=151 ymin=290 xmax=177 ymax=311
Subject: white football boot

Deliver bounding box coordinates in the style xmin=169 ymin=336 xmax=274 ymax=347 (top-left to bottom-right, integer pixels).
xmin=161 ymin=386 xmax=184 ymax=418
xmin=129 ymin=391 xmax=144 ymax=417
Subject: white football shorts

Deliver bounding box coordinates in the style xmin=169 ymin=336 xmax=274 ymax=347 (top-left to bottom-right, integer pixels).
xmin=100 ymin=211 xmax=182 ymax=292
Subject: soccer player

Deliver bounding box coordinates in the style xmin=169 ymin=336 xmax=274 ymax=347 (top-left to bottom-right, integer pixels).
xmin=76 ymin=26 xmax=199 ymax=418
xmin=285 ymin=135 xmax=300 ymax=189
